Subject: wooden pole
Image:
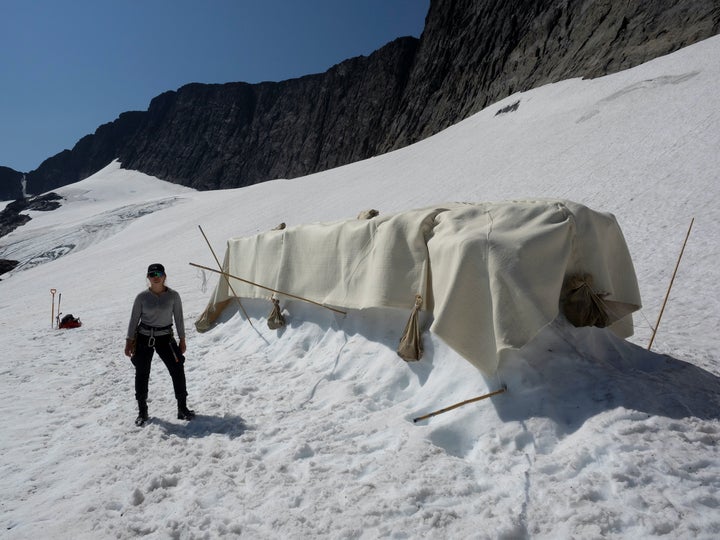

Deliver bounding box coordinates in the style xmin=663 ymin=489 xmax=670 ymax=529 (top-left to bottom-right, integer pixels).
xmin=189 ymin=261 xmax=348 ymax=316
xmin=413 ymin=386 xmax=507 ymax=423
xmin=648 ymin=217 xmax=694 ymax=351
xmin=197 ymin=225 xmax=253 ymax=325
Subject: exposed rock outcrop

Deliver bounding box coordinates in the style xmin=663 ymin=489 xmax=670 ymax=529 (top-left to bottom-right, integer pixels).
xmin=0 ymin=166 xmax=24 ymax=201
xmin=0 ymin=259 xmax=19 ymax=278
xmin=20 ymin=0 xmax=720 ymax=194
xmin=0 ymin=193 xmax=63 ymax=238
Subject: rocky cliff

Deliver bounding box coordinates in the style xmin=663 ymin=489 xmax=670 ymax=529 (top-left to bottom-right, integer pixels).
xmin=119 ymin=36 xmax=418 ymax=191
xmin=20 ymin=0 xmax=720 ymax=195
xmin=381 ymin=0 xmax=720 ymax=150
xmin=0 ymin=166 xmax=24 ymax=201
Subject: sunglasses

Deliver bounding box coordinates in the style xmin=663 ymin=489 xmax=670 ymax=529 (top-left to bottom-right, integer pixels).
xmin=147 ymin=272 xmax=164 ymax=278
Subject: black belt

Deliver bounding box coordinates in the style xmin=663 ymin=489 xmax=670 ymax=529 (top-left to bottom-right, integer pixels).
xmin=139 ymin=323 xmax=173 ymax=332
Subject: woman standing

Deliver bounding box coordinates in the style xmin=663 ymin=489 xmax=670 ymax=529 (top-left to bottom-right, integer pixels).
xmin=125 ymin=263 xmax=195 ymax=426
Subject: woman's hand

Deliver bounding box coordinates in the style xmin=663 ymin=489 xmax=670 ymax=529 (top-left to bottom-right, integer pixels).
xmin=124 ymin=338 xmax=135 ymax=357
xmin=179 ymin=338 xmax=186 ymax=355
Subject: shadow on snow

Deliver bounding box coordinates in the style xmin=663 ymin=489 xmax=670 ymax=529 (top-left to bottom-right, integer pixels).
xmin=151 ymin=414 xmax=248 ymax=439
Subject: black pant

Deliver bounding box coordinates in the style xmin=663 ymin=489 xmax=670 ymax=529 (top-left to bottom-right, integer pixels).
xmin=132 ymin=333 xmax=188 ymax=402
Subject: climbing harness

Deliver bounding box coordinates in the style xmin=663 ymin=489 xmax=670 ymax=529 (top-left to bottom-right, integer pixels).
xmin=138 ymin=322 xmax=173 ymax=348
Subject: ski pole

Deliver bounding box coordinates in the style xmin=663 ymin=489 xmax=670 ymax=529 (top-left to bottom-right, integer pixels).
xmin=56 ymin=293 xmax=62 ymax=328
xmin=50 ymin=289 xmax=57 ymax=328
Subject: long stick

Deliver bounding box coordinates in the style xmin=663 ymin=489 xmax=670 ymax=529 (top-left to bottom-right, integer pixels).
xmin=189 ymin=261 xmax=348 ymax=316
xmin=648 ymin=217 xmax=694 ymax=351
xmin=197 ymin=225 xmax=253 ymax=325
xmin=413 ymin=386 xmax=507 ymax=423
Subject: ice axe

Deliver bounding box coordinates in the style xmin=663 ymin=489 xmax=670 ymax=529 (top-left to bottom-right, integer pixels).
xmin=56 ymin=292 xmax=62 ymax=328
xmin=50 ymin=289 xmax=57 ymax=328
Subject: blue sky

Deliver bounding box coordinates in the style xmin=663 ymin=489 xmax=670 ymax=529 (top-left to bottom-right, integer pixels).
xmin=0 ymin=1 xmax=429 ymax=173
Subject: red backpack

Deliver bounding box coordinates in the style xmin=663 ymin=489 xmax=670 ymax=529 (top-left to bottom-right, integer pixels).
xmin=59 ymin=314 xmax=82 ymax=329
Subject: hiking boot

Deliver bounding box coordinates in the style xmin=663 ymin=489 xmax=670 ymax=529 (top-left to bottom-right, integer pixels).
xmin=177 ymin=398 xmax=195 ymax=420
xmin=135 ymin=400 xmax=149 ymax=426
xmin=177 ymin=407 xmax=195 ymax=420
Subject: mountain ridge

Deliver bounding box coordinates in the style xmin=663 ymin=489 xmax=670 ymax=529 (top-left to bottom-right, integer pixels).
xmin=3 ymin=0 xmax=718 ymax=197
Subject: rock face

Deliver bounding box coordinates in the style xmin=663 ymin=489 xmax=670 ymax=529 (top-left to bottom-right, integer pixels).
xmin=0 ymin=167 xmax=24 ymax=201
xmin=380 ymin=0 xmax=720 ymax=150
xmin=26 ymin=38 xmax=418 ymax=193
xmin=21 ymin=0 xmax=720 ymax=194
xmin=120 ymin=37 xmax=418 ymax=191
xmin=0 ymin=192 xmax=63 ymax=238
xmin=25 ymin=112 xmax=146 ymax=196
xmin=0 ymin=258 xmax=19 ymax=278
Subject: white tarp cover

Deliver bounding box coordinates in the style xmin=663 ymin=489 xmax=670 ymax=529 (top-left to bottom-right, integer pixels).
xmin=196 ymin=200 xmax=641 ymax=374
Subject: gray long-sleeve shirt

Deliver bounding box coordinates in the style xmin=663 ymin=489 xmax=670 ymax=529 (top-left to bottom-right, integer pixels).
xmin=126 ymin=287 xmax=185 ymax=339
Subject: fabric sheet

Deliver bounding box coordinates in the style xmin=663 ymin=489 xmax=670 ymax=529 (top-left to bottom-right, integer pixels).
xmin=196 ymin=200 xmax=641 ymax=374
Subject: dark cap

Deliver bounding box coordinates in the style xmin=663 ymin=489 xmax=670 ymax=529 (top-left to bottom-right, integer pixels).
xmin=147 ymin=263 xmax=165 ymax=276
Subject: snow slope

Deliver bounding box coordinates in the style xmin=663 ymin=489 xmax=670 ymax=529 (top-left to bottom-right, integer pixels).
xmin=1 ymin=35 xmax=719 ymax=539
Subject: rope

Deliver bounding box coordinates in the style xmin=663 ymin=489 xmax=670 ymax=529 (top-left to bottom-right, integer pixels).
xmin=580 ymin=281 xmax=625 ymax=324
